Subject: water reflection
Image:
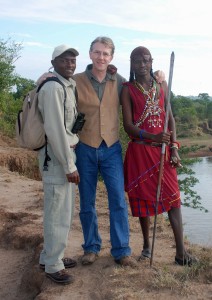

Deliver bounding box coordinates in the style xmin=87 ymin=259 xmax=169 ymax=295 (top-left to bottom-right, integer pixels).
xmin=181 ymin=157 xmax=212 ymax=247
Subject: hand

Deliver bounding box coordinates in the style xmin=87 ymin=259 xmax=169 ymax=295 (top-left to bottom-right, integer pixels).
xmin=154 ymin=70 xmax=165 ymax=83
xmin=107 ymin=64 xmax=117 ymax=75
xmin=154 ymin=131 xmax=171 ymax=144
xmin=36 ymin=72 xmax=55 ymax=86
xmin=170 ymin=149 xmax=182 ymax=168
xmin=66 ymin=170 xmax=80 ymax=184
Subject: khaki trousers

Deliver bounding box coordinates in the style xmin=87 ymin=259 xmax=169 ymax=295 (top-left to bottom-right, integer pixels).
xmin=38 ymin=144 xmax=76 ymax=273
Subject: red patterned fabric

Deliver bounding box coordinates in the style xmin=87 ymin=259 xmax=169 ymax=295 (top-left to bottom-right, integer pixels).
xmin=123 ymin=82 xmax=181 ymax=217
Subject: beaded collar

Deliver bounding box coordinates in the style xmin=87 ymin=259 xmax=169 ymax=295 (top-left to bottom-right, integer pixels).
xmin=133 ymin=79 xmax=162 ymax=128
xmin=134 ymin=79 xmax=157 ymax=100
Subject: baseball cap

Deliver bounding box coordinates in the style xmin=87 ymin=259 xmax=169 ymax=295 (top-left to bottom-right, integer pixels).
xmin=52 ymin=44 xmax=79 ymax=60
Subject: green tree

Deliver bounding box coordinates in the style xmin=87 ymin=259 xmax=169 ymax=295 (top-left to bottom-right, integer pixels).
xmin=0 ymin=38 xmax=22 ymax=92
xmin=178 ymin=145 xmax=208 ymax=212
xmin=12 ymin=77 xmax=36 ymax=99
xmin=193 ymin=100 xmax=206 ymax=120
xmin=180 ymin=107 xmax=197 ymax=125
xmin=0 ymin=38 xmax=36 ymax=136
xmin=0 ymin=91 xmax=23 ymax=136
xmin=198 ymin=93 xmax=210 ymax=101
xmin=171 ymin=96 xmax=195 ymax=117
xmin=206 ymin=102 xmax=212 ymax=126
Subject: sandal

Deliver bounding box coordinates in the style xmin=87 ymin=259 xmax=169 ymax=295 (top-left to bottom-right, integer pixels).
xmin=175 ymin=255 xmax=198 ymax=267
xmin=138 ymin=248 xmax=151 ymax=260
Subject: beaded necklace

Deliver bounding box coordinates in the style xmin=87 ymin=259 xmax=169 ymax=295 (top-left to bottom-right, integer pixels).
xmin=134 ymin=79 xmax=154 ymax=94
xmin=133 ymin=79 xmax=163 ymax=128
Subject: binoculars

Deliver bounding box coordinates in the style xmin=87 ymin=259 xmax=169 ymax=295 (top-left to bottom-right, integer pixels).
xmin=71 ymin=113 xmax=85 ymax=134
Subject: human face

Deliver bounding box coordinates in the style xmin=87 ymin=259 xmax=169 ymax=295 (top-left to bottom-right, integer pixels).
xmin=132 ymin=54 xmax=152 ymax=77
xmin=89 ymin=42 xmax=113 ymax=72
xmin=52 ymin=51 xmax=76 ymax=79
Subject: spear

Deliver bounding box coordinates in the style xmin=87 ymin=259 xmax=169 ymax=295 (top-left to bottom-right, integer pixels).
xmin=150 ymin=52 xmax=175 ymax=267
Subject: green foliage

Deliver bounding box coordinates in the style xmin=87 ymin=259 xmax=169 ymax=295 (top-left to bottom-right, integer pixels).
xmin=198 ymin=93 xmax=210 ymax=101
xmin=0 ymin=91 xmax=23 ymax=136
xmin=171 ymin=94 xmax=212 ymax=137
xmin=12 ymin=77 xmax=36 ymax=99
xmin=206 ymin=101 xmax=212 ymax=123
xmin=119 ymin=111 xmax=129 ymax=155
xmin=0 ymin=38 xmax=22 ymax=92
xmin=177 ymin=145 xmax=208 ymax=212
xmin=0 ymin=38 xmax=36 ymax=137
xmin=179 ymin=144 xmax=206 ymax=156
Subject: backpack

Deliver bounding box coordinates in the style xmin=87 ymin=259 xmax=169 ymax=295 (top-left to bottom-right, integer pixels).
xmin=16 ymin=77 xmax=66 ymax=151
xmin=16 ymin=77 xmax=67 ymax=171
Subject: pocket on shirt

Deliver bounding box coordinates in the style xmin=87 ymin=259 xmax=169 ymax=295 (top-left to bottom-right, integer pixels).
xmin=65 ymin=101 xmax=76 ymax=123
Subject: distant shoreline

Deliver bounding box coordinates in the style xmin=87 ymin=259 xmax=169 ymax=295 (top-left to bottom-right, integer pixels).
xmin=179 ymin=135 xmax=212 ymax=158
xmin=0 ymin=132 xmax=212 ymax=158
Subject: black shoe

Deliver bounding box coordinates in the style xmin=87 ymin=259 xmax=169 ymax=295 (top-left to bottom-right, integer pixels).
xmin=40 ymin=257 xmax=77 ymax=270
xmin=175 ymin=255 xmax=198 ymax=267
xmin=46 ymin=269 xmax=74 ymax=285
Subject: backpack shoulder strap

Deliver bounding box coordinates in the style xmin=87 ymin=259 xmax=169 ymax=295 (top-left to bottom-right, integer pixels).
xmin=37 ymin=77 xmax=65 ymax=93
xmin=37 ymin=76 xmax=67 ymax=128
xmin=75 ymin=87 xmax=78 ymax=102
xmin=36 ymin=76 xmax=69 ymax=171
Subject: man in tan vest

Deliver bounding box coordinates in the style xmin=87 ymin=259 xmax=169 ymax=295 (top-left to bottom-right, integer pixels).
xmin=74 ymin=37 xmax=137 ymax=267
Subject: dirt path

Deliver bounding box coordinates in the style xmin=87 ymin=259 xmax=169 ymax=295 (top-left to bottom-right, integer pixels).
xmin=0 ymin=135 xmax=212 ymax=300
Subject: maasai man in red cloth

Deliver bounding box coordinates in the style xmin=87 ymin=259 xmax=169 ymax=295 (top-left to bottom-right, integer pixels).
xmin=121 ymin=46 xmax=197 ymax=266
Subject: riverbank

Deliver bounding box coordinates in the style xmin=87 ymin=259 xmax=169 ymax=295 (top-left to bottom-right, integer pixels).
xmin=179 ymin=135 xmax=212 ymax=158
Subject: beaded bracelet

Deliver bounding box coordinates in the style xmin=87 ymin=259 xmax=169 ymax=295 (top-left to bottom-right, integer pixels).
xmin=139 ymin=129 xmax=145 ymax=140
xmin=170 ymin=141 xmax=180 ymax=150
xmin=170 ymin=145 xmax=178 ymax=150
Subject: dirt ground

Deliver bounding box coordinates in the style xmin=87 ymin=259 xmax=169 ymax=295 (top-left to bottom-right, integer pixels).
xmin=0 ymin=134 xmax=212 ymax=300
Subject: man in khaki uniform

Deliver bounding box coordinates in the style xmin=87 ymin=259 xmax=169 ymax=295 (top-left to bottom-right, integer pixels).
xmin=38 ymin=45 xmax=80 ymax=284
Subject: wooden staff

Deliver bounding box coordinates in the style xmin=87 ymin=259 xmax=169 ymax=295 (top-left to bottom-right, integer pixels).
xmin=150 ymin=52 xmax=175 ymax=267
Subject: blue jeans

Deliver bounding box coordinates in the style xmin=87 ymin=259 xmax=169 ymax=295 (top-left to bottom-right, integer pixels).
xmin=75 ymin=141 xmax=131 ymax=260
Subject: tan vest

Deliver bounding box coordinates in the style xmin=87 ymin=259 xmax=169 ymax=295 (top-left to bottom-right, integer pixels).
xmin=74 ymin=73 xmax=120 ymax=148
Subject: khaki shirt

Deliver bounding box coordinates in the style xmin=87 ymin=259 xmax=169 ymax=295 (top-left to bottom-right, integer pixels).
xmin=38 ymin=71 xmax=79 ymax=174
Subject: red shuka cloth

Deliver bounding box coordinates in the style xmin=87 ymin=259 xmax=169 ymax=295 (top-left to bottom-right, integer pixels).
xmin=123 ymin=82 xmax=181 ymax=217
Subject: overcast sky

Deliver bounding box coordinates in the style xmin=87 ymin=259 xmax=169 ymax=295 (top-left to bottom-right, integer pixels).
xmin=1 ymin=0 xmax=212 ymax=96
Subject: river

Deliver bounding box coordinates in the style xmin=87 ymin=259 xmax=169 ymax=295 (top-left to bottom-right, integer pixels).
xmin=180 ymin=156 xmax=212 ymax=247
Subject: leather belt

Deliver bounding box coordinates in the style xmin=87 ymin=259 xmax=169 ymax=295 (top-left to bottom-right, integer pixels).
xmin=132 ymin=140 xmax=162 ymax=147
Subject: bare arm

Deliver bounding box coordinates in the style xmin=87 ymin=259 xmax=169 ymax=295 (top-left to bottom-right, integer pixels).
xmin=162 ymin=81 xmax=182 ymax=167
xmin=121 ymin=86 xmax=140 ymax=138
